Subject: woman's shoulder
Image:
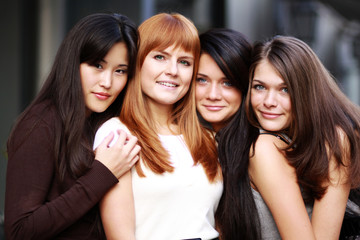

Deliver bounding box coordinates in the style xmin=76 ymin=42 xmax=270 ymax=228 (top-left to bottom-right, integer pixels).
xmin=253 ymin=131 xmax=289 ymax=154
xmin=249 ymin=131 xmax=290 ymax=174
xmin=100 ymin=117 xmax=123 ymax=128
xmin=259 ymin=129 xmax=291 ymax=144
xmin=19 ymin=101 xmax=56 ymax=130
xmin=249 ymin=131 xmax=297 ymax=193
xmin=93 ymin=117 xmax=129 ymax=149
xmin=8 ymin=101 xmax=57 ymax=151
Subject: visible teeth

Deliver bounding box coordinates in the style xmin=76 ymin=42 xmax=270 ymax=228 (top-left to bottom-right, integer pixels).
xmin=158 ymin=82 xmax=177 ymax=87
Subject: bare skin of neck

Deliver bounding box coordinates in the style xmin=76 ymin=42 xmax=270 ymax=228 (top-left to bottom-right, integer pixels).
xmin=147 ymin=100 xmax=180 ymax=135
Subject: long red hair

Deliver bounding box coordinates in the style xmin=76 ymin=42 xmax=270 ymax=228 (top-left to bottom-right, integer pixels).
xmin=120 ymin=13 xmax=220 ymax=182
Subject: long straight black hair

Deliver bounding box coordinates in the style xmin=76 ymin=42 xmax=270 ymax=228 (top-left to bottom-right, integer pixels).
xmin=197 ymin=29 xmax=261 ymax=239
xmin=199 ymin=28 xmax=250 ymax=97
xmin=8 ymin=13 xmax=138 ymax=181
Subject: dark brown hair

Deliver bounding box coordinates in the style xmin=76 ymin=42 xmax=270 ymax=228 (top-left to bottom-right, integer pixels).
xmin=219 ymin=35 xmax=360 ymax=239
xmin=246 ymin=36 xmax=360 ymax=195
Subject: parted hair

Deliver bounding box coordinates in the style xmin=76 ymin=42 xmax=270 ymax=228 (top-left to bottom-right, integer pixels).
xmin=120 ymin=13 xmax=220 ymax=182
xmin=246 ymin=36 xmax=360 ymax=195
xmin=199 ymin=28 xmax=251 ymax=97
xmin=218 ymin=35 xmax=360 ymax=239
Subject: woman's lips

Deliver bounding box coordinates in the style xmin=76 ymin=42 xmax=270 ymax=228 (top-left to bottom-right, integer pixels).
xmin=94 ymin=92 xmax=110 ymax=100
xmin=204 ymin=105 xmax=224 ymax=111
xmin=260 ymin=111 xmax=281 ymax=119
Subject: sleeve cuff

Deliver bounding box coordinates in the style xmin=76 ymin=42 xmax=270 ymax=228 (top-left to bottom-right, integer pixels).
xmin=78 ymin=160 xmax=119 ymax=199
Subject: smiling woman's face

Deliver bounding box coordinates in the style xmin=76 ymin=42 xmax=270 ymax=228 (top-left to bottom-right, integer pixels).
xmin=195 ymin=53 xmax=242 ymax=132
xmin=251 ymin=60 xmax=292 ymax=132
xmin=140 ymin=44 xmax=194 ymax=110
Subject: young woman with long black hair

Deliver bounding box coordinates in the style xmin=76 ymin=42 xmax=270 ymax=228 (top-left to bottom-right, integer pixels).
xmin=5 ymin=13 xmax=140 ymax=240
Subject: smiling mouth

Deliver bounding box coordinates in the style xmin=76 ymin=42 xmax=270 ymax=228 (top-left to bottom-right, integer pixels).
xmin=204 ymin=105 xmax=224 ymax=111
xmin=156 ymin=81 xmax=178 ymax=87
xmin=260 ymin=111 xmax=281 ymax=119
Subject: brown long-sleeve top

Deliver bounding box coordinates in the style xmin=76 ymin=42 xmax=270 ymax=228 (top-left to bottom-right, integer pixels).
xmin=5 ymin=102 xmax=119 ymax=240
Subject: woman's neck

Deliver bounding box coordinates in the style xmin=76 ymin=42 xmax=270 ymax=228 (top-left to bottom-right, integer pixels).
xmin=147 ymin=100 xmax=179 ymax=135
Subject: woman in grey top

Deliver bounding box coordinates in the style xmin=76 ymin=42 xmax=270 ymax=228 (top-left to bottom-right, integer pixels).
xmin=216 ymin=36 xmax=360 ymax=239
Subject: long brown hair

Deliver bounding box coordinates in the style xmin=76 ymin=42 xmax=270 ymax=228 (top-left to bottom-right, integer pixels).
xmin=246 ymin=36 xmax=360 ymax=198
xmin=120 ymin=13 xmax=219 ymax=182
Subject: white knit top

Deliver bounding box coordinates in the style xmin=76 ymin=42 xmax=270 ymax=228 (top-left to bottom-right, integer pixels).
xmin=94 ymin=117 xmax=223 ymax=240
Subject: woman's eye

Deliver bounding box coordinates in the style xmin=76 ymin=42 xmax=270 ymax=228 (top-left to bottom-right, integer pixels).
xmin=253 ymin=84 xmax=264 ymax=90
xmin=94 ymin=63 xmax=103 ymax=69
xmin=179 ymin=60 xmax=190 ymax=66
xmin=196 ymin=77 xmax=207 ymax=84
xmin=155 ymin=55 xmax=164 ymax=60
xmin=223 ymin=81 xmax=233 ymax=87
xmin=116 ymin=69 xmax=127 ymax=74
xmin=282 ymin=87 xmax=289 ymax=93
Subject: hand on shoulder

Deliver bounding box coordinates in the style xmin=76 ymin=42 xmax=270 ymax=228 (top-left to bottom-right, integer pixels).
xmin=94 ymin=117 xmax=141 ymax=179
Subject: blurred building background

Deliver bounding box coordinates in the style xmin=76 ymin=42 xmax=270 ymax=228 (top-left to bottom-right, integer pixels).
xmin=0 ymin=0 xmax=359 ymax=238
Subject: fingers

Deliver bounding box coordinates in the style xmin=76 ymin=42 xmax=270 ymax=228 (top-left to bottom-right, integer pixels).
xmin=129 ymin=155 xmax=140 ymax=169
xmin=99 ymin=129 xmax=129 ymax=150
xmin=124 ymin=134 xmax=138 ymax=147
xmin=122 ymin=136 xmax=140 ymax=155
xmin=112 ymin=129 xmax=127 ymax=146
xmin=120 ymin=155 xmax=140 ymax=178
xmin=94 ymin=129 xmax=141 ymax=179
xmin=97 ymin=131 xmax=115 ymax=149
xmin=128 ymin=145 xmax=141 ymax=166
